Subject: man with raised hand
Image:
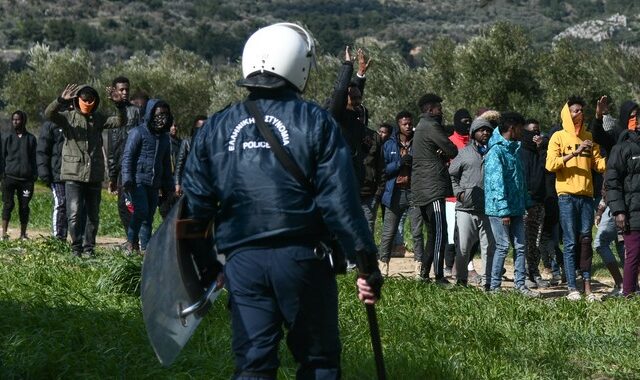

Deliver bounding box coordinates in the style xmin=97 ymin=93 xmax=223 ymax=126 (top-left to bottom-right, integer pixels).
xmin=45 ymin=83 xmax=127 ymax=258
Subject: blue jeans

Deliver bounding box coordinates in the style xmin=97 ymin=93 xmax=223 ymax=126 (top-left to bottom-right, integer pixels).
xmin=594 ymin=206 xmax=625 ymax=267
xmin=489 ymin=215 xmax=526 ymax=290
xmin=379 ymin=188 xmax=411 ymax=262
xmin=225 ymin=245 xmax=340 ymax=379
xmin=127 ymin=185 xmax=159 ymax=250
xmin=558 ymin=195 xmax=594 ymax=290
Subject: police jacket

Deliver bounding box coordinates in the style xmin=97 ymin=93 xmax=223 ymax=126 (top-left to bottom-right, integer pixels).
xmin=44 ymin=85 xmax=127 ymax=183
xmin=121 ymin=99 xmax=173 ymax=190
xmin=412 ymin=113 xmax=458 ymax=206
xmin=107 ymin=103 xmax=141 ymax=183
xmin=1 ymin=130 xmax=37 ymax=181
xmin=36 ymin=121 xmax=65 ymax=184
xmin=606 ymin=130 xmax=640 ymax=230
xmin=182 ymin=88 xmax=377 ymax=257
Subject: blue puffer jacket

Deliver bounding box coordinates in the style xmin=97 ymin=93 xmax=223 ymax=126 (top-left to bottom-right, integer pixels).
xmin=182 ymin=88 xmax=376 ymax=256
xmin=121 ymin=99 xmax=173 ymax=190
xmin=484 ymin=128 xmax=530 ymax=217
xmin=381 ymin=130 xmax=412 ymax=208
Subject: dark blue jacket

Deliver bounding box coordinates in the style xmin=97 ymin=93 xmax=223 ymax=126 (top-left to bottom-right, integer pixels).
xmin=121 ymin=99 xmax=173 ymax=190
xmin=381 ymin=131 xmax=412 ymax=208
xmin=182 ymin=88 xmax=376 ymax=256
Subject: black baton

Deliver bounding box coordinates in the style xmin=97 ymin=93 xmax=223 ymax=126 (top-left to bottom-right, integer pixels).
xmin=356 ymin=252 xmax=386 ymax=380
xmin=364 ymin=302 xmax=386 ymax=380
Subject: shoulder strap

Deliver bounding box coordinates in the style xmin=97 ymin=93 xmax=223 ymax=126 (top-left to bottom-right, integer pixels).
xmin=245 ymin=100 xmax=312 ymax=191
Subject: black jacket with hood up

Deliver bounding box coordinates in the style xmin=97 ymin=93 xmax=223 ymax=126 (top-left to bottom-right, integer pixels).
xmin=592 ymin=100 xmax=638 ymax=156
xmin=606 ymin=130 xmax=640 ymax=230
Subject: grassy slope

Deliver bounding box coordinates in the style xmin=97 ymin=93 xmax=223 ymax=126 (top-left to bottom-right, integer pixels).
xmin=1 ymin=237 xmax=639 ymax=379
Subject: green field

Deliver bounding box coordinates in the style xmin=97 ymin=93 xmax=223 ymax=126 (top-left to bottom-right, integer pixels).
xmin=1 ymin=189 xmax=639 ymax=379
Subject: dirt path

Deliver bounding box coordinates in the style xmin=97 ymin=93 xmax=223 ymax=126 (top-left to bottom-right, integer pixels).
xmin=11 ymin=227 xmax=616 ymax=299
xmin=6 ymin=227 xmax=125 ymax=248
xmin=387 ymin=250 xmax=616 ymax=299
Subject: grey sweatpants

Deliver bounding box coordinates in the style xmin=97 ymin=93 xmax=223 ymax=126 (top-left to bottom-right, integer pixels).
xmin=455 ymin=210 xmax=495 ymax=286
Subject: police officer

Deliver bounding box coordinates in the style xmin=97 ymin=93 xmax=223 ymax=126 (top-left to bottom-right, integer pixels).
xmin=181 ymin=23 xmax=382 ymax=379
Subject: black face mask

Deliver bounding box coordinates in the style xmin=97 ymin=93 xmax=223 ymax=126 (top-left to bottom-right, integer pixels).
xmin=432 ymin=114 xmax=443 ymax=125
xmin=152 ymin=114 xmax=170 ymax=133
xmin=521 ymin=130 xmax=539 ymax=150
xmin=453 ymin=120 xmax=471 ymax=136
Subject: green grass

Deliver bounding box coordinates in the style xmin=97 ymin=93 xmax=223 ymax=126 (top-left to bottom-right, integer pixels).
xmin=1 ymin=238 xmax=640 ymax=379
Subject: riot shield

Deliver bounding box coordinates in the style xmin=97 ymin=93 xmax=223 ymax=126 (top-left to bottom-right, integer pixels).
xmin=141 ymin=196 xmax=222 ymax=367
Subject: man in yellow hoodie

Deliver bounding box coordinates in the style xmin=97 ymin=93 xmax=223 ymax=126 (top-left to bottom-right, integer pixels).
xmin=546 ymin=96 xmax=606 ymax=301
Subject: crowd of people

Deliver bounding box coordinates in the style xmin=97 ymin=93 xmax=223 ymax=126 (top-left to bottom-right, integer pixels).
xmin=1 ymin=47 xmax=638 ymax=302
xmin=4 ymin=21 xmax=640 ymax=377
xmin=2 ymin=77 xmax=207 ymax=259
xmin=333 ymin=49 xmax=639 ymax=301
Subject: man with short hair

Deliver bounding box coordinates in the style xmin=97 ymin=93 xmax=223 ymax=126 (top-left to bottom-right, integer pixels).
xmin=485 ymin=112 xmax=540 ymax=297
xmin=378 ymin=111 xmax=424 ymax=276
xmin=412 ymin=93 xmax=458 ymax=283
xmin=106 ymin=76 xmax=142 ymax=236
xmin=1 ymin=111 xmax=37 ymax=240
xmin=520 ymin=118 xmax=550 ymax=289
xmin=181 ymin=23 xmax=381 ymax=378
xmin=45 ymin=83 xmax=127 ymax=257
xmin=449 ymin=118 xmax=494 ymax=288
xmin=546 ymin=96 xmax=606 ymax=301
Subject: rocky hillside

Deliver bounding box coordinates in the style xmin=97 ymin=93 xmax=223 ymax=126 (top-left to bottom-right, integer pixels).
xmin=0 ymin=0 xmax=637 ymax=65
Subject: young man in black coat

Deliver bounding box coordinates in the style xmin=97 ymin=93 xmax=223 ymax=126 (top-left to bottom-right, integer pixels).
xmin=1 ymin=111 xmax=37 ymax=240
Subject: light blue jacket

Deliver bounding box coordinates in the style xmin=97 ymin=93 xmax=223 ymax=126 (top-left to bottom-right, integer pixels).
xmin=484 ymin=128 xmax=530 ymax=217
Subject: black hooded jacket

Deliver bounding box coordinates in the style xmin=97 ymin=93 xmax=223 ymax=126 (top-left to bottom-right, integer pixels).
xmin=519 ymin=131 xmax=546 ymax=204
xmin=606 ymin=130 xmax=640 ymax=230
xmin=591 ymin=100 xmax=638 ymax=156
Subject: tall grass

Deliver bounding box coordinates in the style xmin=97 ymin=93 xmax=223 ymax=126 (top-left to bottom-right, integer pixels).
xmin=1 ymin=238 xmax=639 ymax=379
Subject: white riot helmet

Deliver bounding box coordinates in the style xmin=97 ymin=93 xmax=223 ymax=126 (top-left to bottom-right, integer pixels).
xmin=239 ymin=23 xmax=316 ymax=93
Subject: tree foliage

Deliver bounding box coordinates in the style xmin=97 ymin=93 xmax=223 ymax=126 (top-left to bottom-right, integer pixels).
xmin=1 ymin=43 xmax=93 ymax=127
xmin=2 ymin=22 xmax=640 ymax=134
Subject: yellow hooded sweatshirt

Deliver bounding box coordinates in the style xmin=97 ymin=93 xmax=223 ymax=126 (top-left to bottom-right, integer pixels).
xmin=545 ymin=103 xmax=606 ymax=197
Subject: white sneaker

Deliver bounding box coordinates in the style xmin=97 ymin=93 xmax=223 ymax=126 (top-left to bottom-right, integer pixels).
xmin=586 ymin=293 xmax=599 ymax=302
xmin=566 ymin=290 xmax=581 ymax=301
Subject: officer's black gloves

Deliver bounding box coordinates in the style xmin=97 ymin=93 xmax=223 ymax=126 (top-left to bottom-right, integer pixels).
xmin=356 ymin=250 xmax=383 ymax=299
xmin=401 ymin=154 xmax=413 ymax=168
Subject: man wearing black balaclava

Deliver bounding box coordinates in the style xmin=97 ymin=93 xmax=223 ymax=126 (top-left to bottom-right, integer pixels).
xmin=1 ymin=110 xmax=37 ymax=240
xmin=520 ymin=119 xmax=550 ymax=289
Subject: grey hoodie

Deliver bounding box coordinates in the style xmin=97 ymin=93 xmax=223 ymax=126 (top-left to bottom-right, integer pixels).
xmin=448 ymin=118 xmax=493 ymax=213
